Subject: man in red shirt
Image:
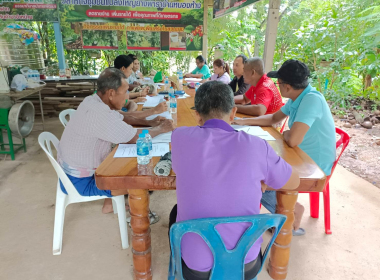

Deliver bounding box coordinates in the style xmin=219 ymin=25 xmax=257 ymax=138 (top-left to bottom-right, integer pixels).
xmin=234 ymin=57 xmax=283 ymax=116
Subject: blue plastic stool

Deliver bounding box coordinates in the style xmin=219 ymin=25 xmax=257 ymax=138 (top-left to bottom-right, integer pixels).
xmin=168 ymin=214 xmax=286 ymax=280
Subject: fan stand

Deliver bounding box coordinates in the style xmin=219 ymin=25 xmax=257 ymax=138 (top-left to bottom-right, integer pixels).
xmin=0 ymin=107 xmax=27 ymax=160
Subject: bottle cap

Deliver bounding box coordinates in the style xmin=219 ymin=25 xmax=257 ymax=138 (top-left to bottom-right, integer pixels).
xmin=139 ymin=133 xmax=145 ymax=138
xmin=142 ymin=129 xmax=149 ymax=134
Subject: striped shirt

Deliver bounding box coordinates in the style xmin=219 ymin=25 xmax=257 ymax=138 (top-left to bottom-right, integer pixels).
xmin=58 ymin=94 xmax=137 ymax=177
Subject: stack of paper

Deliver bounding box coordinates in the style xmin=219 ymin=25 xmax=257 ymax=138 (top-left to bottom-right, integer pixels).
xmin=142 ymin=96 xmax=165 ymax=108
xmin=114 ymin=143 xmax=170 ymax=158
xmin=231 ymin=125 xmax=276 ymax=141
xmin=146 ymin=111 xmax=172 ymax=120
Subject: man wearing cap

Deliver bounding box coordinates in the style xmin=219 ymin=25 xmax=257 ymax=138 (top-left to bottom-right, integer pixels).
xmin=234 ymin=59 xmax=336 ymax=235
xmin=234 ymin=57 xmax=283 ymax=116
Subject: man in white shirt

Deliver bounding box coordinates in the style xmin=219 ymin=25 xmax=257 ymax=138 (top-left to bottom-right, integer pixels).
xmin=58 ymin=68 xmax=174 ymax=213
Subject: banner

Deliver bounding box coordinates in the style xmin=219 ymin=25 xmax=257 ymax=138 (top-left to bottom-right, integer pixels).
xmin=213 ymin=0 xmax=260 ymax=19
xmin=63 ymin=22 xmax=203 ymax=51
xmin=0 ymin=0 xmax=58 ymax=22
xmin=59 ymin=0 xmax=204 ymax=51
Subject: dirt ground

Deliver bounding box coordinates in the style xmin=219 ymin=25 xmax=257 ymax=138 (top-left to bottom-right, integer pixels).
xmin=333 ymin=117 xmax=380 ymax=188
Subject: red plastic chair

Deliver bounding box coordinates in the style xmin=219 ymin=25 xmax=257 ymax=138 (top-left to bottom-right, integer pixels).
xmin=302 ymin=127 xmax=350 ymax=234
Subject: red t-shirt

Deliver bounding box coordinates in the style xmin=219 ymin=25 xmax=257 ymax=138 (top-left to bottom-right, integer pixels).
xmin=245 ymin=74 xmax=283 ymax=114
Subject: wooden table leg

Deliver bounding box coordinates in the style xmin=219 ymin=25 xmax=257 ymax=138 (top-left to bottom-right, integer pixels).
xmin=268 ymin=191 xmax=298 ymax=280
xmin=128 ymin=189 xmax=152 ymax=280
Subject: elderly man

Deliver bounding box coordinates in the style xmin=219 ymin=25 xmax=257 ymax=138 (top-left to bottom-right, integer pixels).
xmin=234 ymin=57 xmax=283 ymax=116
xmin=58 ymin=68 xmax=174 ymax=214
xmin=234 ymin=60 xmax=336 ymax=235
xmin=229 ymin=54 xmax=250 ymax=96
xmin=169 ymin=81 xmax=300 ymax=280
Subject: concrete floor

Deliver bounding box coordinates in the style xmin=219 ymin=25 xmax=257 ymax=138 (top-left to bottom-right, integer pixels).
xmin=1 ymin=117 xmax=380 ymax=280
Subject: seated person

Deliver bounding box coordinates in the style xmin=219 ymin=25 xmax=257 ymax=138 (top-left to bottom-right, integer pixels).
xmin=114 ymin=55 xmax=168 ymax=124
xmin=58 ymin=68 xmax=174 ymax=214
xmin=114 ymin=55 xmax=149 ymax=100
xmin=201 ymin=58 xmax=231 ymax=84
xmin=234 ymin=57 xmax=283 ymax=116
xmin=229 ymin=54 xmax=250 ymax=96
xmin=127 ymin=54 xmax=144 ymax=88
xmin=169 ymin=81 xmax=300 ymax=280
xmin=184 ymin=55 xmax=211 ymax=80
xmin=234 ymin=60 xmax=336 ymax=235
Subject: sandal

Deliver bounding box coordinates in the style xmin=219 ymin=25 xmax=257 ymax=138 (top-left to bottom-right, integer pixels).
xmin=292 ymin=228 xmax=306 ymax=236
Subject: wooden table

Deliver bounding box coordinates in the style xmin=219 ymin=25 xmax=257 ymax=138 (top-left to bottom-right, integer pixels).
xmin=95 ymin=88 xmax=326 ymax=280
xmin=5 ymin=85 xmax=46 ymax=130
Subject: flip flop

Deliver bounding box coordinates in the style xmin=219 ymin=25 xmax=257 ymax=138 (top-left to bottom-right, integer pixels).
xmin=292 ymin=228 xmax=306 ymax=236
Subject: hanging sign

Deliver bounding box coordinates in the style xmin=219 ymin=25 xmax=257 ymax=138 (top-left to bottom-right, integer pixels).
xmin=0 ymin=0 xmax=58 ymax=22
xmin=59 ymin=0 xmax=204 ymax=51
xmin=213 ymin=0 xmax=260 ymax=19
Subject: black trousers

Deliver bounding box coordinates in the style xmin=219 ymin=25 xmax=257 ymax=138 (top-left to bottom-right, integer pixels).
xmin=169 ymin=205 xmax=262 ymax=280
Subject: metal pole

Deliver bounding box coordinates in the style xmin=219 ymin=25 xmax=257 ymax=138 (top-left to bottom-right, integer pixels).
xmin=263 ymin=0 xmax=281 ymax=73
xmin=53 ymin=22 xmax=66 ymax=71
xmin=202 ymin=0 xmax=208 ymax=60
xmin=39 ymin=90 xmax=45 ymax=131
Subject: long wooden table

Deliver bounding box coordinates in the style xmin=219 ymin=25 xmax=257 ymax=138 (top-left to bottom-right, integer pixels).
xmin=95 ymin=88 xmax=326 ymax=280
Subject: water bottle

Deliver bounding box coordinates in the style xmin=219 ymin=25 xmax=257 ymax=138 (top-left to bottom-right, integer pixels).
xmin=143 ymin=129 xmax=153 ymax=159
xmin=178 ymin=70 xmax=183 ymax=90
xmin=137 ymin=133 xmax=150 ymax=165
xmin=195 ymin=82 xmax=200 ymax=92
xmin=169 ymin=87 xmax=177 ymax=114
xmin=164 ymin=77 xmax=169 ymax=91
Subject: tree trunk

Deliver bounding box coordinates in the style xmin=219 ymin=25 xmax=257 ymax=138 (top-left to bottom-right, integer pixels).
xmin=36 ymin=23 xmax=47 ymax=60
xmin=42 ymin=22 xmax=50 ymax=60
xmin=365 ymin=74 xmax=372 ymax=89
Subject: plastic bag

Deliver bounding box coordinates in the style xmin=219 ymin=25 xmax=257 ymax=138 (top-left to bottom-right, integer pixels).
xmin=10 ymin=74 xmax=27 ymax=92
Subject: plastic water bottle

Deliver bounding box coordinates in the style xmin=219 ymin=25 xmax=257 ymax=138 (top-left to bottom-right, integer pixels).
xmin=143 ymin=129 xmax=153 ymax=159
xmin=137 ymin=133 xmax=150 ymax=165
xmin=169 ymin=87 xmax=177 ymax=114
xmin=195 ymin=82 xmax=200 ymax=92
xmin=164 ymin=77 xmax=169 ymax=91
xmin=178 ymin=70 xmax=183 ymax=90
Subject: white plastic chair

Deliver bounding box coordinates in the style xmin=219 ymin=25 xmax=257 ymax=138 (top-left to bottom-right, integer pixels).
xmin=59 ymin=109 xmax=76 ymax=127
xmin=38 ymin=132 xmax=129 ymax=255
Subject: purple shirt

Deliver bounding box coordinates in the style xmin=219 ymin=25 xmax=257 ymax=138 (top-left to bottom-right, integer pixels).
xmin=210 ymin=72 xmax=231 ymax=84
xmin=171 ymin=119 xmax=292 ymax=271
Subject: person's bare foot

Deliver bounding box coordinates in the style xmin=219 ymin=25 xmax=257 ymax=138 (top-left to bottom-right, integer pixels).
xmin=102 ymin=198 xmax=130 ymax=214
xmin=293 ymin=202 xmax=305 ymax=231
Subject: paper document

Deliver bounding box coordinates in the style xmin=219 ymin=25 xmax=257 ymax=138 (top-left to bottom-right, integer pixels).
xmin=142 ymin=95 xmax=165 ymax=108
xmin=152 ymin=132 xmax=172 ymax=143
xmin=231 ymin=125 xmax=266 ymax=135
xmin=177 ymin=93 xmax=191 ymax=99
xmin=146 ymin=111 xmax=172 ymax=120
xmin=185 ymin=78 xmax=202 ymax=82
xmin=114 ymin=143 xmax=170 ymax=158
xmin=231 ymin=125 xmax=276 ymax=141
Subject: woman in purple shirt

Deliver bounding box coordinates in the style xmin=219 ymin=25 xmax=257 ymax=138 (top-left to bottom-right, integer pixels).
xmin=169 ymin=81 xmax=300 ymax=280
xmin=202 ymin=58 xmax=231 ymax=84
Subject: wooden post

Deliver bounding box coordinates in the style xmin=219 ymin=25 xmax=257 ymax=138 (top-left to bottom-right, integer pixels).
xmin=263 ymin=0 xmax=281 ymax=73
xmin=268 ymin=190 xmax=298 ymax=280
xmin=128 ymin=189 xmax=152 ymax=280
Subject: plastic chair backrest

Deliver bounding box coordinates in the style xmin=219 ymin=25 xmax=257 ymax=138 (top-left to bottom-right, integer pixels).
xmin=59 ymin=109 xmax=76 ymax=127
xmin=330 ymin=127 xmax=350 ymax=176
xmin=168 ymin=214 xmax=286 ymax=280
xmin=38 ymin=132 xmax=83 ymax=200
